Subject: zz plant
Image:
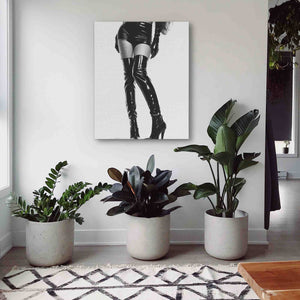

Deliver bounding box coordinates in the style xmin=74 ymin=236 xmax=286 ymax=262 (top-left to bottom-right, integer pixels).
xmin=174 ymin=100 xmax=260 ymax=218
xmin=10 ymin=161 xmax=111 ymax=224
xmin=101 ymin=155 xmax=190 ymax=218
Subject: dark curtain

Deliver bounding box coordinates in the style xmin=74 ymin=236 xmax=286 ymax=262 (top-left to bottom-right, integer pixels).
xmin=265 ymin=113 xmax=281 ymax=230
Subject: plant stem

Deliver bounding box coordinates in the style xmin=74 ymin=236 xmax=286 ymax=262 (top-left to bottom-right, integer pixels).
xmin=208 ymin=160 xmax=220 ymax=208
xmin=216 ymin=163 xmax=220 ymax=208
xmin=221 ymin=165 xmax=227 ymax=209
xmin=207 ymin=196 xmax=216 ymax=212
xmin=208 ymin=160 xmax=217 ymax=187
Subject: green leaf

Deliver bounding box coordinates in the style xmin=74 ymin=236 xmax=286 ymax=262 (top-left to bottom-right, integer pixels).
xmin=174 ymin=145 xmax=212 ymax=157
xmin=194 ymin=183 xmax=216 ymax=199
xmin=212 ymin=152 xmax=233 ymax=165
xmin=107 ymin=168 xmax=123 ymax=182
xmin=168 ymin=183 xmax=193 ymax=203
xmin=207 ymin=99 xmax=237 ymax=144
xmin=232 ymin=178 xmax=246 ymax=197
xmin=234 ymin=152 xmax=260 ymax=173
xmin=177 ymin=182 xmax=198 ymax=190
xmin=161 ymin=206 xmax=182 ymax=215
xmin=232 ymin=198 xmax=239 ymax=212
xmin=237 ymin=160 xmax=259 ymax=173
xmin=46 ymin=181 xmax=53 ymax=189
xmin=214 ymin=125 xmax=236 ymax=155
xmin=51 ymin=168 xmax=58 ymax=175
xmin=146 ymin=154 xmax=155 ymax=173
xmin=107 ymin=205 xmax=126 ymax=216
xmin=49 ymin=173 xmax=56 ymax=180
xmin=231 ymin=109 xmax=260 ymax=151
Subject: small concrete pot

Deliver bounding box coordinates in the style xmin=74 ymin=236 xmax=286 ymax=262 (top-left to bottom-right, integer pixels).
xmin=26 ymin=219 xmax=74 ymax=266
xmin=204 ymin=209 xmax=248 ymax=260
xmin=127 ymin=214 xmax=170 ymax=260
xmin=283 ymin=147 xmax=289 ymax=154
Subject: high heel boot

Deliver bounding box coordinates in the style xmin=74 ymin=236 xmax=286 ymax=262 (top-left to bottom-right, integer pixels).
xmin=122 ymin=58 xmax=139 ymax=139
xmin=132 ymin=55 xmax=166 ymax=139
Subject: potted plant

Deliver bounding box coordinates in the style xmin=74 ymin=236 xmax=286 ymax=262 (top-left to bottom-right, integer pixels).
xmin=9 ymin=161 xmax=111 ymax=266
xmin=283 ymin=140 xmax=290 ymax=154
xmin=174 ymin=100 xmax=260 ymax=260
xmin=268 ymin=0 xmax=300 ymax=70
xmin=101 ymin=155 xmax=190 ymax=260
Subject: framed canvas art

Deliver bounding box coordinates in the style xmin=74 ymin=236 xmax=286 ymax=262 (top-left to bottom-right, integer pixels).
xmin=94 ymin=22 xmax=189 ymax=139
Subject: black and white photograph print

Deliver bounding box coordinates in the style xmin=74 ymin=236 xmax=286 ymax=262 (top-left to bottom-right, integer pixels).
xmin=94 ymin=22 xmax=189 ymax=140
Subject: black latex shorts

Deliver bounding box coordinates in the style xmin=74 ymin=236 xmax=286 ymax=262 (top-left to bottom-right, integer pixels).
xmin=117 ymin=22 xmax=152 ymax=48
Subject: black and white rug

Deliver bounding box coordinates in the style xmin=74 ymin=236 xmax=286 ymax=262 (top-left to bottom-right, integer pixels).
xmin=0 ymin=264 xmax=258 ymax=299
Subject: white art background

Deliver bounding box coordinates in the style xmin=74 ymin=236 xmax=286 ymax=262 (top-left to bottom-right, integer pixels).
xmin=94 ymin=22 xmax=189 ymax=139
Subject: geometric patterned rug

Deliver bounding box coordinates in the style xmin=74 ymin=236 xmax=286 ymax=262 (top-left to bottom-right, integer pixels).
xmin=0 ymin=264 xmax=259 ymax=299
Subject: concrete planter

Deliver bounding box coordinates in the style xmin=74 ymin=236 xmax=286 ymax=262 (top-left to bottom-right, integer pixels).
xmin=126 ymin=214 xmax=170 ymax=260
xmin=204 ymin=209 xmax=248 ymax=260
xmin=26 ymin=219 xmax=74 ymax=266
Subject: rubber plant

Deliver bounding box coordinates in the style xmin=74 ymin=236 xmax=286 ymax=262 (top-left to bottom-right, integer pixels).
xmin=174 ymin=100 xmax=260 ymax=218
xmin=9 ymin=161 xmax=111 ymax=224
xmin=101 ymin=155 xmax=191 ymax=218
xmin=268 ymin=0 xmax=300 ymax=69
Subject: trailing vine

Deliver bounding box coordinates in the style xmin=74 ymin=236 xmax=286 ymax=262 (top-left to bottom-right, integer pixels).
xmin=268 ymin=0 xmax=300 ymax=69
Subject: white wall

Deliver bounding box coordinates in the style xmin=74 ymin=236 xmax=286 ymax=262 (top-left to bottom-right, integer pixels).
xmin=0 ymin=0 xmax=12 ymax=258
xmin=12 ymin=0 xmax=268 ymax=245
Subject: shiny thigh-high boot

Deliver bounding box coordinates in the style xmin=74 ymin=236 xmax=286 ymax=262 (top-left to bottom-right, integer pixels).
xmin=132 ymin=55 xmax=166 ymax=139
xmin=122 ymin=58 xmax=139 ymax=139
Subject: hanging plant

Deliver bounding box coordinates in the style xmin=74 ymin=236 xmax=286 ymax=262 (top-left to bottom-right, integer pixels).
xmin=268 ymin=0 xmax=300 ymax=69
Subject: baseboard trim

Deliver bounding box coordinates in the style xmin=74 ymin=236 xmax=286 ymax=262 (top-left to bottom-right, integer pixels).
xmin=287 ymin=172 xmax=300 ymax=179
xmin=0 ymin=232 xmax=12 ymax=258
xmin=12 ymin=228 xmax=268 ymax=246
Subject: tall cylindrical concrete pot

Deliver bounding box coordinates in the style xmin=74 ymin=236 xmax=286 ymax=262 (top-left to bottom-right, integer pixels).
xmin=204 ymin=209 xmax=248 ymax=260
xmin=26 ymin=219 xmax=74 ymax=267
xmin=127 ymin=214 xmax=170 ymax=260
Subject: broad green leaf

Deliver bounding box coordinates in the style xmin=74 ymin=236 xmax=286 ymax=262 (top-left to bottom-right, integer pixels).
xmin=108 ymin=168 xmax=123 ymax=182
xmin=194 ymin=183 xmax=216 ymax=199
xmin=207 ymin=99 xmax=237 ymax=144
xmin=237 ymin=160 xmax=259 ymax=173
xmin=214 ymin=125 xmax=236 ymax=155
xmin=212 ymin=152 xmax=233 ymax=165
xmin=174 ymin=145 xmax=212 ymax=157
xmin=146 ymin=154 xmax=155 ymax=173
xmin=176 ymin=182 xmax=197 ymax=191
xmin=231 ymin=110 xmax=260 ymax=151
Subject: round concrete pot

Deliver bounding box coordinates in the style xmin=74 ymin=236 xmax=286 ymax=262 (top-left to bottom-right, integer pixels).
xmin=26 ymin=219 xmax=74 ymax=266
xmin=126 ymin=214 xmax=170 ymax=260
xmin=204 ymin=209 xmax=248 ymax=260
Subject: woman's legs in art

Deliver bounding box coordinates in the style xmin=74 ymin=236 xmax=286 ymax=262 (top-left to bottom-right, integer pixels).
xmin=132 ymin=44 xmax=166 ymax=139
xmin=118 ymin=39 xmax=139 ymax=139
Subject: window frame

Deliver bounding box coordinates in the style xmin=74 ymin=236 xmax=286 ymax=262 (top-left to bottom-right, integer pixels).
xmin=276 ymin=53 xmax=299 ymax=158
xmin=0 ymin=0 xmax=12 ymax=198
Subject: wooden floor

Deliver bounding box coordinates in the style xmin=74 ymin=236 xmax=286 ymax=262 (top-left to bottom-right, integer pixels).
xmin=1 ymin=180 xmax=300 ymax=279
